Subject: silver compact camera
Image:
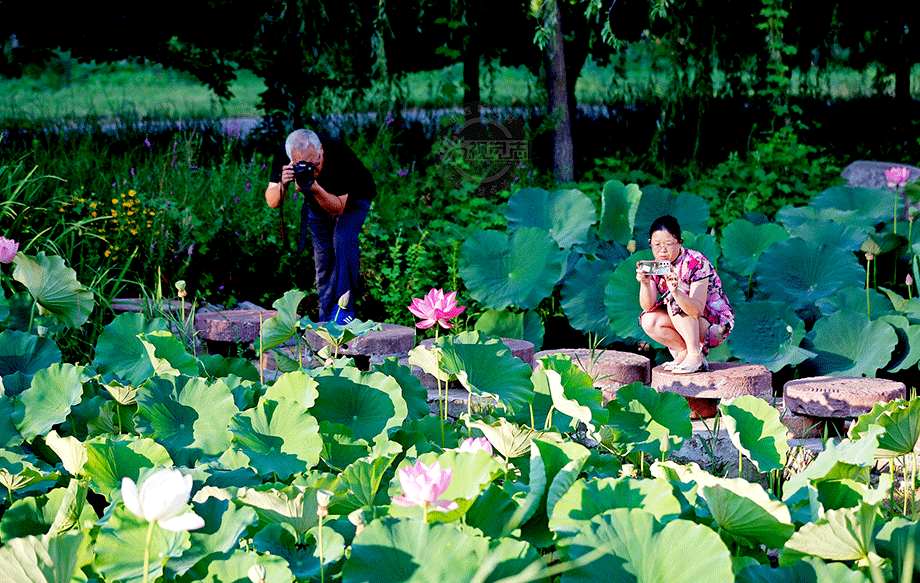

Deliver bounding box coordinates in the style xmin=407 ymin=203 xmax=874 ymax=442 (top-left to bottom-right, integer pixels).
xmin=638 ymin=260 xmax=672 ymax=276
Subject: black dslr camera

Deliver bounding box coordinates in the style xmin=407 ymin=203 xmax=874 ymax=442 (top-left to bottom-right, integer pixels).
xmin=293 ymin=161 xmax=316 ymax=190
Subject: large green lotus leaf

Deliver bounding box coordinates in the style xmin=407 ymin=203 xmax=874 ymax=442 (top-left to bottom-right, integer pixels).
xmin=91 ymin=312 xmax=170 ymax=385
xmin=0 ymin=394 xmax=21 ymax=448
xmin=197 ymin=354 xmax=260 ymax=383
xmin=0 ymin=481 xmax=96 ymax=541
xmin=337 ymin=454 xmax=396 ymax=513
xmin=604 ymin=382 xmax=692 ymax=457
xmin=318 ymin=422 xmax=373 ymax=472
xmin=466 ymin=416 xmax=562 ymax=462
xmin=598 ymin=180 xmax=642 ymax=244
xmin=604 ymin=249 xmax=655 ymax=343
xmin=808 ymin=309 xmax=898 ymax=376
xmin=166 ymin=496 xmax=259 ymax=578
xmin=728 ymin=300 xmax=813 ymax=372
xmin=236 ymin=484 xmax=322 ymax=535
xmin=529 ymin=438 xmax=592 ymax=524
xmin=310 ymin=367 xmax=407 ymax=445
xmin=680 ymin=233 xmax=721 ymax=269
xmin=633 ymin=186 xmax=710 ymax=247
xmin=849 ymin=399 xmax=920 ymax=458
xmin=787 ymin=219 xmax=871 ymax=252
xmin=84 ymin=434 xmax=173 ymax=500
xmin=719 ymin=395 xmax=790 ymax=472
xmin=781 ymin=502 xmax=881 ymax=565
xmin=809 ymin=186 xmax=891 ymax=227
xmin=698 ymin=477 xmax=794 ymax=549
xmin=777 ymin=204 xmax=859 ymax=229
xmin=874 ymin=517 xmax=920 ymax=583
xmin=737 ymin=556 xmax=872 ymax=583
xmin=542 ymin=365 xmax=608 ymax=433
xmin=0 ymin=531 xmax=88 ymax=583
xmin=878 ymin=286 xmax=920 ymax=318
xmin=373 ymin=357 xmax=439 ymax=422
xmin=0 ymin=447 xmax=55 ymax=493
xmin=876 ymin=314 xmax=920 ymax=372
xmin=434 ymin=331 xmax=535 ymax=414
xmin=755 ymin=239 xmax=865 ymax=311
xmin=135 ymin=375 xmax=238 ymax=466
xmin=561 ymin=508 xmax=734 ymax=583
xmin=253 ymin=523 xmax=344 ymax=581
xmin=12 ymin=252 xmax=95 ymax=328
xmin=258 ymin=289 xmax=307 ymax=354
xmin=138 ymin=331 xmax=198 ymax=377
xmin=460 ymin=228 xmax=564 ymax=310
xmin=45 ymin=430 xmax=87 ymax=476
xmin=95 ymin=503 xmax=191 ymax=583
xmin=0 ymin=329 xmax=61 ymax=394
xmin=12 ymin=363 xmax=87 ymax=441
xmin=549 ymin=477 xmax=683 ymax=537
xmin=229 ymin=398 xmax=322 ymax=480
xmin=463 ymin=482 xmax=522 ymax=540
xmin=262 ymin=370 xmax=319 ymax=409
xmin=178 ymin=549 xmax=294 ymax=583
xmin=505 ymin=187 xmax=597 ymax=249
xmin=721 ymin=220 xmax=790 ymax=277
xmin=561 ymin=256 xmax=620 ymax=340
xmin=474 ymin=308 xmax=545 ymax=350
xmin=816 ymin=287 xmax=894 ymax=318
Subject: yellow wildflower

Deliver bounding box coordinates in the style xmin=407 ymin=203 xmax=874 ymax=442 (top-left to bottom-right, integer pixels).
xmin=128 ymin=190 xmax=136 ymax=197
xmin=104 ymin=250 xmax=111 ymax=257
xmin=112 ymin=198 xmax=118 ymax=204
xmin=90 ymin=202 xmax=97 ymax=208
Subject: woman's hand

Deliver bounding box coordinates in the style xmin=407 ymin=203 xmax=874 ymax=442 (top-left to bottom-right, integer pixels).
xmin=664 ymin=270 xmax=679 ymax=294
xmin=635 ymin=262 xmax=651 ymax=283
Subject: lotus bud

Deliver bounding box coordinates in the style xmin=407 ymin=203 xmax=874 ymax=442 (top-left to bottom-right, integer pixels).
xmin=348 ymin=508 xmax=366 ymax=535
xmin=316 ymin=489 xmax=333 ymax=518
xmin=659 ymin=433 xmax=669 ymax=454
xmin=248 ymin=564 xmax=267 ymax=583
xmin=37 ymin=325 xmax=48 ymax=338
xmin=620 ymin=464 xmax=637 ymax=478
xmin=176 ymin=280 xmax=188 ymax=299
xmin=337 ymin=290 xmax=351 ymax=309
xmin=908 ymin=274 xmax=914 ymax=287
xmin=865 ymin=252 xmax=874 ymax=262
xmin=626 ymin=240 xmax=637 ymax=253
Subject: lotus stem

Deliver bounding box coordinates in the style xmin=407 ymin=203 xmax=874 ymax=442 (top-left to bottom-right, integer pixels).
xmin=912 ymin=450 xmax=917 ymax=520
xmin=894 ymin=191 xmax=899 ymax=236
xmin=890 ymin=457 xmax=896 ymax=520
xmin=903 ymin=454 xmax=909 ymax=517
xmin=142 ymin=520 xmax=155 ymax=583
xmin=529 ymin=403 xmax=535 ymax=430
xmin=866 ymin=262 xmax=871 ymax=319
xmin=318 ymin=516 xmax=325 ymax=583
xmin=259 ymin=313 xmax=264 ymax=387
xmin=739 ymin=451 xmax=743 ymax=479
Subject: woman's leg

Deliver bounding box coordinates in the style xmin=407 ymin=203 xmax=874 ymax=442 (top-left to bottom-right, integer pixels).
xmin=669 ymin=312 xmax=703 ymax=370
xmin=640 ymin=309 xmax=689 ymax=365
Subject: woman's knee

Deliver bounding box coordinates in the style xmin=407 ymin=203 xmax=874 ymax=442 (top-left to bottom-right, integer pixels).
xmin=640 ymin=311 xmax=665 ymax=335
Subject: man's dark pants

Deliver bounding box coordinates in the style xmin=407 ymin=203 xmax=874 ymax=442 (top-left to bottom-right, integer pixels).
xmin=306 ymin=198 xmax=371 ymax=321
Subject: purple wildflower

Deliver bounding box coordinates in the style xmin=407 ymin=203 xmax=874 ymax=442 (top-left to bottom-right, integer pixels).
xmin=234 ymin=197 xmax=240 ymax=203
xmin=130 ymin=167 xmax=135 ymax=176
xmin=144 ymin=138 xmax=152 ymax=149
xmin=398 ymin=168 xmax=409 ymax=177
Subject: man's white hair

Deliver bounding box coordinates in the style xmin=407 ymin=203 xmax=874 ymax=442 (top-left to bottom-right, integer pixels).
xmin=285 ymin=129 xmax=322 ymax=158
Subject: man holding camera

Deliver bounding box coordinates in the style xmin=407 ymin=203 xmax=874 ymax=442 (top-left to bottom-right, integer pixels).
xmin=265 ymin=129 xmax=376 ymax=324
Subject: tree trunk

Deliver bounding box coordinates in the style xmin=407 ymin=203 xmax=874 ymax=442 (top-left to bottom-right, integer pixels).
xmin=545 ymin=0 xmax=574 ymax=183
xmin=463 ymin=0 xmax=481 ymax=119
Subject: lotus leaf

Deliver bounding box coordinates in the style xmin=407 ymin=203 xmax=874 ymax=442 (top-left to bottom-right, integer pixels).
xmin=728 ymin=300 xmax=813 ymax=371
xmin=95 ymin=503 xmax=191 ymax=583
xmin=541 ymin=364 xmax=608 ymax=433
xmin=12 ymin=251 xmax=94 ymax=328
xmin=262 ymin=370 xmax=319 ymax=409
xmin=808 ymin=309 xmax=898 ymax=376
xmin=0 ymin=532 xmax=88 ymax=583
xmin=460 ymin=228 xmax=564 ymax=310
xmin=229 ymin=398 xmax=322 ymax=480
xmin=879 ymin=286 xmax=920 ymax=317
xmin=83 ymin=434 xmax=173 ymax=500
xmin=603 ymin=382 xmax=692 ymax=457
xmin=721 ymin=220 xmax=790 ymax=277
xmin=786 ymin=219 xmax=870 ymax=252
xmin=812 ymin=478 xmax=873 ymax=511
xmin=12 ymin=362 xmax=87 ymax=441
xmin=874 ymin=517 xmax=920 ymax=583
xmin=463 ymin=483 xmax=522 ymax=539
xmin=373 ymin=358 xmax=432 ymax=422
xmin=719 ymin=395 xmax=790 ymax=472
xmin=0 ymin=329 xmax=61 ymax=395
xmin=258 ymin=289 xmax=307 ymax=353
xmin=560 ymin=256 xmax=620 ymax=340
xmin=237 ymin=484 xmax=322 ymax=535
xmin=92 ymin=312 xmax=170 ymax=385
xmin=809 ymin=186 xmax=891 ymax=227
xmin=179 ymin=550 xmax=294 ymax=583
xmin=474 ymin=308 xmax=545 ymax=350
xmin=815 ymin=286 xmax=894 ymax=318
xmin=0 ymin=481 xmax=96 ymax=541
xmin=0 ymin=391 xmax=21 ymax=448
xmin=849 ymin=398 xmax=920 ymax=458
xmin=561 ymin=508 xmax=734 ymax=583
xmin=781 ymin=502 xmax=882 ymax=566
xmin=338 ymin=455 xmax=396 ymax=513
xmin=252 ymin=522 xmax=344 ymax=580
xmin=318 ymin=421 xmax=373 ymax=471
xmin=300 ymin=317 xmax=382 ymax=353
xmin=737 ymin=556 xmax=872 ymax=583
xmin=197 ymin=354 xmax=260 ymax=382
xmin=633 ymin=186 xmax=710 ymax=248
xmin=755 ymin=238 xmax=865 ymax=312
xmin=532 ymin=439 xmax=591 ymax=522
xmin=138 ymin=330 xmax=198 ymax=377
xmin=431 ymin=331 xmax=535 ymax=414
xmin=604 ymin=249 xmax=655 ymax=343
xmin=505 ymin=187 xmax=597 ymax=248
xmin=135 ymin=375 xmax=238 ymax=467
xmin=697 ymin=477 xmax=794 ymax=549
xmin=876 ymin=314 xmax=920 ymax=372
xmin=598 ymin=180 xmax=642 ymax=244
xmin=309 ymin=367 xmax=407 ymax=444
xmin=0 ymin=447 xmax=56 ymax=494
xmin=45 ymin=430 xmax=87 ymax=476
xmin=467 ymin=417 xmax=556 ymax=461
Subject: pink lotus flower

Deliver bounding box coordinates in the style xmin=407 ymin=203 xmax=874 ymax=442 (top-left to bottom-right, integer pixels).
xmin=0 ymin=237 xmax=18 ymax=263
xmin=886 ymin=166 xmax=911 ymax=187
xmin=408 ymin=288 xmax=466 ymax=329
xmin=391 ymin=460 xmax=459 ymax=512
xmin=458 ymin=437 xmax=494 ymax=456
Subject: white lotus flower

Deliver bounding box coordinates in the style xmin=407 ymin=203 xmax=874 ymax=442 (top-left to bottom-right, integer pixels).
xmin=121 ymin=468 xmax=205 ymax=531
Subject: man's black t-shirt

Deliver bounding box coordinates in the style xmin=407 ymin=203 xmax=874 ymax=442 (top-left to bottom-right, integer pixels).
xmin=269 ymin=134 xmax=376 ymax=211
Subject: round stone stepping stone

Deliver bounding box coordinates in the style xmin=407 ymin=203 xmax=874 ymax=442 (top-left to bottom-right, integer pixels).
xmin=535 ymin=348 xmax=650 ymax=403
xmin=195 ymin=310 xmax=277 ymax=344
xmin=303 ymin=323 xmax=416 ymax=368
xmin=652 ymin=362 xmax=773 ymax=418
xmin=783 ymin=376 xmax=907 ymax=418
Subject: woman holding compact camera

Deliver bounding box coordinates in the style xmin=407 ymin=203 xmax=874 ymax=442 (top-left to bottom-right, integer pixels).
xmin=635 ymin=215 xmax=734 ymax=374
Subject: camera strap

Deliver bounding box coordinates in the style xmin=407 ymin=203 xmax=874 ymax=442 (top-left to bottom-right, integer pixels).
xmin=278 ymin=181 xmax=287 ymax=247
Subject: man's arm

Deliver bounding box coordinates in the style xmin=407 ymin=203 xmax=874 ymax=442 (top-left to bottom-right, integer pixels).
xmin=265 ymin=159 xmax=295 ymax=209
xmin=311 ymin=182 xmax=348 ymax=216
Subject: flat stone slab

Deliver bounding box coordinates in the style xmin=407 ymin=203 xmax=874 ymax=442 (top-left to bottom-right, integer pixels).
xmin=652 ymin=362 xmax=773 ymax=400
xmin=304 ymin=323 xmax=416 ymax=366
xmin=535 ymin=348 xmax=651 ymax=403
xmin=195 ymin=310 xmax=277 ymax=343
xmin=111 ymin=297 xmax=188 ymax=316
xmin=783 ymin=376 xmax=906 ymax=418
xmin=841 ymin=160 xmax=920 ymax=189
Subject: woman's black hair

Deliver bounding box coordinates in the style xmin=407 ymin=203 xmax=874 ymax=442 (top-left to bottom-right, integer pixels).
xmin=649 ymin=215 xmax=682 ymax=241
